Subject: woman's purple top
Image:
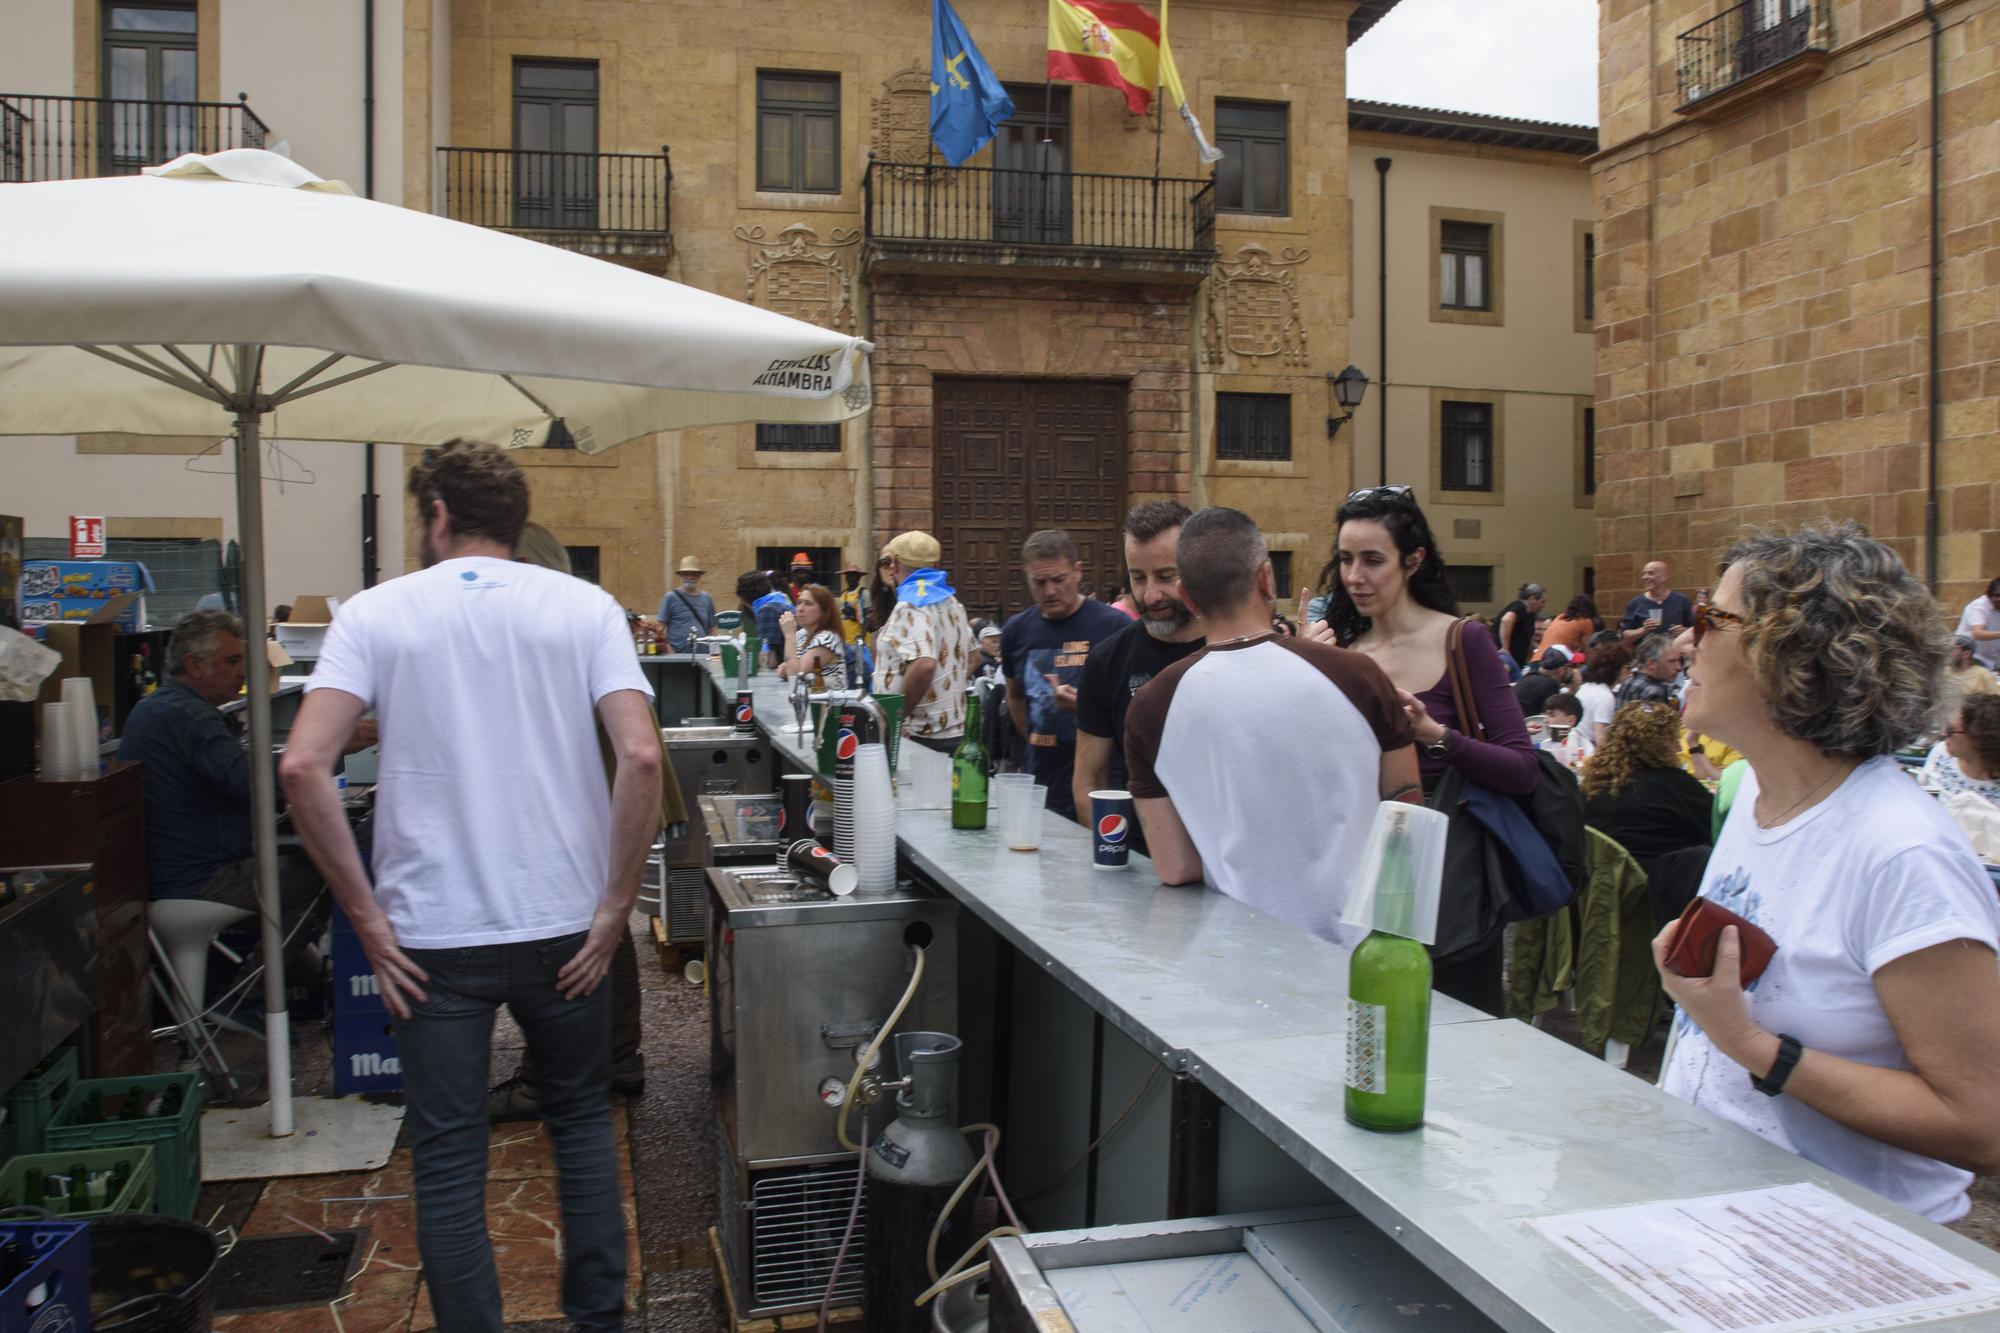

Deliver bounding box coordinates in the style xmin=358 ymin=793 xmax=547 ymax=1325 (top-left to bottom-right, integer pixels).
xmin=1414 ymin=619 xmax=1540 ymax=795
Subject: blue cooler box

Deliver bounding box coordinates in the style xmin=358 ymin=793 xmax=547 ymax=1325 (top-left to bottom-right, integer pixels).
xmin=330 ymin=924 xmax=386 ymax=1015
xmin=332 ymin=1011 xmax=402 ymax=1095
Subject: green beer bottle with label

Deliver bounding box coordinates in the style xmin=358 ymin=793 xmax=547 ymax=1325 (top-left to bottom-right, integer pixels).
xmin=951 ymin=690 xmax=989 ymax=830
xmin=1344 ymin=816 xmax=1432 ymax=1132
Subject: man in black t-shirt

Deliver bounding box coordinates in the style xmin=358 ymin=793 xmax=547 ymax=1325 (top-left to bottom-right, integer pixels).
xmin=1494 ymin=582 xmax=1546 ymax=677
xmin=1073 ymin=502 xmax=1204 ymax=848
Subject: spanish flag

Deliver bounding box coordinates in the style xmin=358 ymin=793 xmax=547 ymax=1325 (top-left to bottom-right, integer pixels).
xmin=1048 ymin=0 xmax=1222 ymax=162
xmin=1046 ymin=0 xmax=1163 ymax=115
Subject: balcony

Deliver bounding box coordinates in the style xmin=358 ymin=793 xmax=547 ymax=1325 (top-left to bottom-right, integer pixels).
xmin=435 ymin=146 xmax=672 ymax=265
xmin=0 ymin=93 xmax=269 ymax=182
xmin=862 ymin=159 xmax=1217 ymax=284
xmin=1675 ymin=1 xmax=1833 ymax=119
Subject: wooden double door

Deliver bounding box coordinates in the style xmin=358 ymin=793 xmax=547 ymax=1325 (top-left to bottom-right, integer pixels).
xmin=934 ymin=378 xmax=1124 ymax=622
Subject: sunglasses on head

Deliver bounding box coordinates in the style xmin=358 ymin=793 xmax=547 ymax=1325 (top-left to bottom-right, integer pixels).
xmin=1345 ymin=484 xmax=1414 ymax=506
xmin=1691 ymin=600 xmax=1748 ymax=646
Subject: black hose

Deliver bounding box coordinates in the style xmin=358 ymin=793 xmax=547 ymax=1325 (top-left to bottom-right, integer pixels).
xmin=1922 ymin=0 xmax=1943 ymax=590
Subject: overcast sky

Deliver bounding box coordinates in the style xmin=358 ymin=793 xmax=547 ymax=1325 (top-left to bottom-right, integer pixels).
xmin=1347 ymin=0 xmax=1600 ymax=127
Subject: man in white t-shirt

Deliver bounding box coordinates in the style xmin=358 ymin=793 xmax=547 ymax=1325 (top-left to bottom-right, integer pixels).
xmin=281 ymin=441 xmax=661 ymax=1331
xmin=1123 ymin=508 xmax=1420 ymax=948
xmin=1955 ymin=577 xmax=2000 ymax=670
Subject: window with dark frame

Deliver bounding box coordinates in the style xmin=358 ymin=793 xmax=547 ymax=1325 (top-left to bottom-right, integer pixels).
xmin=1439 ymin=220 xmax=1492 ymax=311
xmin=1445 ymin=565 xmax=1494 ymax=605
xmin=1268 ymin=551 xmax=1293 ymax=601
xmin=756 ymin=71 xmax=840 ymax=194
xmin=1582 ymin=407 xmax=1596 ymax=495
xmin=1440 ymin=400 xmax=1494 ymax=492
xmin=1582 ymin=231 xmax=1595 ymax=321
xmin=755 ymin=546 xmax=843 ymax=587
xmin=1214 ymin=100 xmax=1288 ymax=215
xmin=564 ymin=546 xmax=601 ymax=584
xmin=102 ymin=3 xmax=198 ymax=174
xmin=756 ymin=423 xmax=842 ymax=453
xmin=1215 ymin=392 xmax=1291 ymax=461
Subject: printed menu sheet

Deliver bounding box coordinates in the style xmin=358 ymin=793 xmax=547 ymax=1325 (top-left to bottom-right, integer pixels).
xmin=1530 ymin=1183 xmax=2000 ymax=1332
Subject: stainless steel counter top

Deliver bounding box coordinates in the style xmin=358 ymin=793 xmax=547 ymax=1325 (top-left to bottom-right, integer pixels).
xmin=709 ymin=661 xmax=2000 ymax=1330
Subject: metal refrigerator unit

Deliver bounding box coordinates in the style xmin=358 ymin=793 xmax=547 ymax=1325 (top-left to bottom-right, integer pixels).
xmin=707 ymin=863 xmax=959 ymax=1319
xmin=651 ymin=723 xmax=778 ymax=946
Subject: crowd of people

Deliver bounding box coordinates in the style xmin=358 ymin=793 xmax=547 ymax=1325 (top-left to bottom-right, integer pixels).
xmin=130 ymin=438 xmax=2000 ymax=1327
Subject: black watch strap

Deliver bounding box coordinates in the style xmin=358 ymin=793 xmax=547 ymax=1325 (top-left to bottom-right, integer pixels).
xmin=1752 ymin=1033 xmax=1803 ymax=1097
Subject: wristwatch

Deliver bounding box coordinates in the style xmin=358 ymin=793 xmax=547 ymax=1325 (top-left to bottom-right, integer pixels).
xmin=1426 ymin=729 xmax=1454 ymax=759
xmin=1751 ymin=1033 xmax=1803 ymax=1097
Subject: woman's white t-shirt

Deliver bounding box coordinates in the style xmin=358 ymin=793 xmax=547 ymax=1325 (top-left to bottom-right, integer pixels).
xmin=1957 ymin=595 xmax=2000 ymax=669
xmin=1661 ymin=757 xmax=2000 ymax=1222
xmin=1575 ymin=681 xmax=1618 ymax=745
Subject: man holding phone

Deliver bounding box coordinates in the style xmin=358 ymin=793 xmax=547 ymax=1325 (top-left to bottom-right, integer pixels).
xmin=1619 ymin=560 xmax=1695 ymax=646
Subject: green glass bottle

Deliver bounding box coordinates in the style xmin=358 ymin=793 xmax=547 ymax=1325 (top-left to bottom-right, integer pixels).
xmin=950 ymin=690 xmax=989 ymax=830
xmin=1345 ymin=821 xmax=1433 ymax=1132
xmin=117 ymin=1084 xmax=146 ymax=1120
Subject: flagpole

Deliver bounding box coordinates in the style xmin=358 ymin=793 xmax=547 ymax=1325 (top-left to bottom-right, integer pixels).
xmin=1153 ymin=0 xmax=1166 ymax=182
xmin=1039 ymin=73 xmax=1054 ymax=241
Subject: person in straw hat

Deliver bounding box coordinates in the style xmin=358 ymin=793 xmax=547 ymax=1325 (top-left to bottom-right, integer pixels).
xmin=657 ymin=555 xmax=716 ymax=654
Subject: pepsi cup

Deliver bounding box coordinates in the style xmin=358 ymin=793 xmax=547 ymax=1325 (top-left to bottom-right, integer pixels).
xmin=780 ymin=772 xmax=815 ymax=842
xmin=1090 ymin=790 xmax=1135 ymax=870
xmin=786 ymin=837 xmax=857 ymax=896
xmin=734 ymin=690 xmax=757 ymax=735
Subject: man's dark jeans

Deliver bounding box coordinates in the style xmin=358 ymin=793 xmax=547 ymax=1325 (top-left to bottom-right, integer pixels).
xmin=398 ymin=933 xmax=625 ymax=1331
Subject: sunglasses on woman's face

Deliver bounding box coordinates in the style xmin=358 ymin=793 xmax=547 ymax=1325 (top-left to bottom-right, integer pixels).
xmin=1691 ymin=600 xmax=1748 ymax=647
xmin=1345 ymin=484 xmax=1414 ymax=505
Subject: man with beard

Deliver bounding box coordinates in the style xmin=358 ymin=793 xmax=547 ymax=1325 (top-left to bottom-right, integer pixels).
xmin=1072 ymin=502 xmax=1203 ymax=848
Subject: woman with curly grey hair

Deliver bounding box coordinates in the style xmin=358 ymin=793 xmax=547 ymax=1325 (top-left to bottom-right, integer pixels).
xmin=1653 ymin=522 xmax=2000 ymax=1223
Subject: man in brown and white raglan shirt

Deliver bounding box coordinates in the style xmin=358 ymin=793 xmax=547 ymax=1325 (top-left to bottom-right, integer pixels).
xmin=1124 ymin=508 xmax=1421 ymax=948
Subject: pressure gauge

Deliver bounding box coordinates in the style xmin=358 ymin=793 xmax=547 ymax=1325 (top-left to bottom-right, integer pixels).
xmin=818 ymin=1076 xmax=848 ymax=1107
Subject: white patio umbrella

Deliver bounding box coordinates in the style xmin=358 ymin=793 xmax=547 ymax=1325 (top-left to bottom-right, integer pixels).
xmin=0 ymin=149 xmax=872 ymax=1135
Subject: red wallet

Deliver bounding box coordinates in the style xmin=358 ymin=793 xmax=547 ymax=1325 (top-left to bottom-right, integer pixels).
xmin=1662 ymin=896 xmax=1778 ymax=985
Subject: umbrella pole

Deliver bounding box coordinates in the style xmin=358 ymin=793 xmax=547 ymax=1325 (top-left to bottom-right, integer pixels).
xmin=232 ymin=388 xmax=295 ymax=1138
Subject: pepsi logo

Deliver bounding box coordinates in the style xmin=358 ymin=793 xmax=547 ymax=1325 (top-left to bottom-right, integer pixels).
xmin=836 ymin=729 xmax=858 ymax=761
xmin=813 ymin=847 xmax=836 ymax=862
xmin=735 ymin=702 xmax=754 ymax=723
xmin=1097 ymin=814 xmax=1129 ymax=844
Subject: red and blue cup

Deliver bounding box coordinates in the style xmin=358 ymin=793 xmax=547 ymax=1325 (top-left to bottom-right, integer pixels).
xmin=1090 ymin=789 xmax=1135 ymax=870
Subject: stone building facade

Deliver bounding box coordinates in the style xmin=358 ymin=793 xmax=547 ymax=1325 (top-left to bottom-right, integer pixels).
xmin=1592 ymin=0 xmax=2000 ymax=612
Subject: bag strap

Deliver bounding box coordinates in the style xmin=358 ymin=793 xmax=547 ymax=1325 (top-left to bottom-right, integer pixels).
xmin=1444 ymin=617 xmax=1487 ymax=741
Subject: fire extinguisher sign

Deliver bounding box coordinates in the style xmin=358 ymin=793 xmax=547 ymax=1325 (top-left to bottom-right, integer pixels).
xmin=70 ymin=516 xmax=106 ymax=558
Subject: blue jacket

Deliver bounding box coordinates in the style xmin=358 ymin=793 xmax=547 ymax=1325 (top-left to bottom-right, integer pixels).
xmin=117 ymin=678 xmax=251 ymax=898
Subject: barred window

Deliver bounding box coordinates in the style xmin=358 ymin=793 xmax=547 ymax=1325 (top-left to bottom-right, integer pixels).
xmin=1445 ymin=565 xmax=1493 ymax=605
xmin=1268 ymin=550 xmax=1293 ymax=600
xmin=756 ymin=423 xmax=841 ymax=453
xmin=1582 ymin=407 xmax=1596 ymax=496
xmin=1440 ymin=400 xmax=1493 ymax=492
xmin=1216 ymin=392 xmax=1291 ymax=461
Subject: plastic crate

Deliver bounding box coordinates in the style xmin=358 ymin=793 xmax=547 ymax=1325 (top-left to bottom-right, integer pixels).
xmin=0 ymin=1050 xmax=77 ymax=1162
xmin=46 ymin=1071 xmax=200 ymax=1220
xmin=0 ymin=1144 xmax=157 ymax=1218
xmin=330 ymin=924 xmax=385 ymax=1015
xmin=331 ymin=1013 xmax=403 ymax=1095
xmin=0 ymin=1220 xmax=88 ymax=1333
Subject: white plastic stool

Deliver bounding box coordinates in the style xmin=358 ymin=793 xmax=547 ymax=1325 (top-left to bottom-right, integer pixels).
xmin=150 ymin=899 xmax=255 ymax=1012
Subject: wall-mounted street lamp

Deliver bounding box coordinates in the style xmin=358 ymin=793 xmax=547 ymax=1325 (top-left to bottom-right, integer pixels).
xmin=1326 ymin=365 xmax=1370 ymax=439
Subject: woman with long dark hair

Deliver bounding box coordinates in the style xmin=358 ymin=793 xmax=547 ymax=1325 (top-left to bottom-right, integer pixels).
xmin=1306 ymin=485 xmax=1537 ymax=1013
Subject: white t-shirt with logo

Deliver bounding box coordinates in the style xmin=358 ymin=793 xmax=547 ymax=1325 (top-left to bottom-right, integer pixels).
xmin=1575 ymin=681 xmax=1618 ymax=745
xmin=1661 ymin=757 xmax=2000 ymax=1222
xmin=307 ymin=557 xmax=653 ymax=948
xmin=1957 ymin=595 xmax=2000 ymax=669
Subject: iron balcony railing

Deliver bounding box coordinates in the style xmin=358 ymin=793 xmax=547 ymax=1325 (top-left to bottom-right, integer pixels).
xmin=1676 ymin=1 xmax=1830 ymax=106
xmin=0 ymin=92 xmax=269 ymax=182
xmin=864 ymin=159 xmax=1216 ymax=256
xmin=436 ymin=146 xmax=672 ymax=237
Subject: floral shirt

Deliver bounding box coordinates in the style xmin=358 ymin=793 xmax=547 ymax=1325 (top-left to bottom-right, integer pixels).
xmin=1921 ymin=743 xmax=2000 ymax=803
xmin=873 ymin=591 xmax=976 ymax=740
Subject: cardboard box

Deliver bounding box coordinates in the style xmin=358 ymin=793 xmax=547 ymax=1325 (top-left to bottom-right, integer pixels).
xmin=20 ymin=559 xmax=149 ymax=632
xmin=274 ymin=594 xmax=339 ymax=659
xmin=35 ymin=593 xmax=141 ymax=740
xmin=264 ymin=639 xmax=293 ymax=693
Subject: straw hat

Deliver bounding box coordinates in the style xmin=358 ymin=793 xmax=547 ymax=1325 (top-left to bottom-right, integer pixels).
xmin=675 ymin=555 xmax=703 ymax=574
xmin=880 ymin=531 xmax=941 ymax=567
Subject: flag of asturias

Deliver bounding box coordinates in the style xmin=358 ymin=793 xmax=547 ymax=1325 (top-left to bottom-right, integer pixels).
xmin=1046 ymin=0 xmax=1163 ymax=115
xmin=931 ymin=0 xmax=1014 ymax=167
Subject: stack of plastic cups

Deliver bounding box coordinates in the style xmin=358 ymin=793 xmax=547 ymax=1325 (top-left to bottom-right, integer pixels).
xmin=851 ymin=741 xmax=898 ymax=894
xmin=832 ymin=707 xmax=861 ymax=866
xmin=39 ymin=701 xmax=80 ymax=781
xmin=61 ymin=678 xmax=100 ymax=775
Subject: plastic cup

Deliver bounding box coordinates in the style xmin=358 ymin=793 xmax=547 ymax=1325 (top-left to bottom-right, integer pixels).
xmin=1001 ymin=785 xmax=1044 ymax=852
xmin=40 ymin=702 xmax=79 ymax=781
xmin=61 ymin=677 xmax=100 ymax=770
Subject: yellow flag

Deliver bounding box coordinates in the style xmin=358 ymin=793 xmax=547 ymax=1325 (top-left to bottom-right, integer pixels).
xmin=1158 ymin=0 xmax=1222 ymax=163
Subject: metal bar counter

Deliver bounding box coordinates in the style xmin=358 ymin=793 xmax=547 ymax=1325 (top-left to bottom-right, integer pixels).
xmin=700 ymin=659 xmax=2000 ymax=1330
